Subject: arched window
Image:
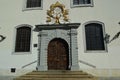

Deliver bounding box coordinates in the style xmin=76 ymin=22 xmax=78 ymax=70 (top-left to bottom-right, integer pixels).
xmin=84 ymin=22 xmax=106 ymax=51
xmin=15 ymin=27 xmax=31 ymax=52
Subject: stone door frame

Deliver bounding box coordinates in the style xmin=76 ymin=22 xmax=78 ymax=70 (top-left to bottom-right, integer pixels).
xmin=34 ymin=23 xmax=80 ymax=71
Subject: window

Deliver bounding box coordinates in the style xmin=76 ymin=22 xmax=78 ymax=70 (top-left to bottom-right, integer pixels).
xmin=84 ymin=22 xmax=107 ymax=52
xmin=72 ymin=0 xmax=93 ymax=7
xmin=23 ymin=0 xmax=42 ymax=10
xmin=15 ymin=27 xmax=31 ymax=52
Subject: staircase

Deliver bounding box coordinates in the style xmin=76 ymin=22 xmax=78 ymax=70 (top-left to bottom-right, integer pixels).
xmin=14 ymin=70 xmax=97 ymax=80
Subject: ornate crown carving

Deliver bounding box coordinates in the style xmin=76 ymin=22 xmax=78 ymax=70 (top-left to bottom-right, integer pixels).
xmin=46 ymin=1 xmax=69 ymax=24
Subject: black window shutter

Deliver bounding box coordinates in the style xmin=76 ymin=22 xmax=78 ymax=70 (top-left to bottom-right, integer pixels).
xmin=73 ymin=0 xmax=91 ymax=5
xmin=27 ymin=0 xmax=41 ymax=8
xmin=85 ymin=23 xmax=105 ymax=50
xmin=73 ymin=0 xmax=80 ymax=5
xmin=15 ymin=27 xmax=31 ymax=52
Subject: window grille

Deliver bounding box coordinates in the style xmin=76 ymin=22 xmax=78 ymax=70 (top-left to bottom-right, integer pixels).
xmin=15 ymin=27 xmax=31 ymax=52
xmin=26 ymin=0 xmax=41 ymax=8
xmin=85 ymin=23 xmax=105 ymax=50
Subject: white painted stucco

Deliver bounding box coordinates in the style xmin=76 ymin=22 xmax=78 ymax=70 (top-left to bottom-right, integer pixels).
xmin=0 ymin=0 xmax=120 ymax=76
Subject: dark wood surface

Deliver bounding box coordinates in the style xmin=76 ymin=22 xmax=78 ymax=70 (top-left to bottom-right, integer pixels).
xmin=48 ymin=39 xmax=69 ymax=70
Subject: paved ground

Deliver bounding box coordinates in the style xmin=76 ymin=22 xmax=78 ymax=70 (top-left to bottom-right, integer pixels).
xmin=0 ymin=76 xmax=120 ymax=80
xmin=0 ymin=76 xmax=15 ymax=80
xmin=98 ymin=77 xmax=120 ymax=80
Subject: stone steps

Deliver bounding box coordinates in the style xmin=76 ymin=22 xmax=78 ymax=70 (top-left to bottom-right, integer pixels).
xmin=26 ymin=70 xmax=88 ymax=75
xmin=14 ymin=78 xmax=97 ymax=80
xmin=14 ymin=70 xmax=97 ymax=80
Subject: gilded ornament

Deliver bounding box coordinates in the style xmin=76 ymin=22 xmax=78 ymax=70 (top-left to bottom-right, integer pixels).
xmin=46 ymin=1 xmax=69 ymax=24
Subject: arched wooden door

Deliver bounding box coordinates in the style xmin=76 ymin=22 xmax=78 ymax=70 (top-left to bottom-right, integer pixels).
xmin=48 ymin=38 xmax=69 ymax=70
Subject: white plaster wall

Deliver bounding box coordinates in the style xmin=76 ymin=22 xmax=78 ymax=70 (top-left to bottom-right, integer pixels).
xmin=0 ymin=0 xmax=120 ymax=71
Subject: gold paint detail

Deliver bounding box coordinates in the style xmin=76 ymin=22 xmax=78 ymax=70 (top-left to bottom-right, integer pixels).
xmin=46 ymin=1 xmax=69 ymax=24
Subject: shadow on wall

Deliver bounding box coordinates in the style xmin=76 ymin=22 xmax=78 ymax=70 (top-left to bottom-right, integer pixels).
xmin=0 ymin=35 xmax=6 ymax=42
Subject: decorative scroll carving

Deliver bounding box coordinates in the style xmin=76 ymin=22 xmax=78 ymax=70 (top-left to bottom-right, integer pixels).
xmin=46 ymin=1 xmax=69 ymax=24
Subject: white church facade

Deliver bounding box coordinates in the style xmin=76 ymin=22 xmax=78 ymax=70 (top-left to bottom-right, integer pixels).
xmin=0 ymin=0 xmax=120 ymax=78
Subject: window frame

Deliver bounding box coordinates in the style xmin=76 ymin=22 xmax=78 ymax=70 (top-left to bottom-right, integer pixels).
xmin=71 ymin=0 xmax=93 ymax=7
xmin=12 ymin=24 xmax=33 ymax=54
xmin=23 ymin=0 xmax=43 ymax=11
xmin=83 ymin=21 xmax=107 ymax=53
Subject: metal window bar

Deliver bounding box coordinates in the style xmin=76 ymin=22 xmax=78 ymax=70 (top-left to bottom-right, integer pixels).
xmin=27 ymin=0 xmax=41 ymax=8
xmin=15 ymin=27 xmax=31 ymax=52
xmin=73 ymin=0 xmax=91 ymax=4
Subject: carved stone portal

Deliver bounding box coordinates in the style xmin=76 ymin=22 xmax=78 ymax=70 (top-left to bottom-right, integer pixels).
xmin=34 ymin=23 xmax=80 ymax=71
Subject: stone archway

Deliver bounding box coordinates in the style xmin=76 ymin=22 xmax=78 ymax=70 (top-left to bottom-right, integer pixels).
xmin=47 ymin=38 xmax=69 ymax=70
xmin=34 ymin=23 xmax=80 ymax=71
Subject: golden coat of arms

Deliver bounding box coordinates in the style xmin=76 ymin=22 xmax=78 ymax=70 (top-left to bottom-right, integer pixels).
xmin=46 ymin=1 xmax=69 ymax=24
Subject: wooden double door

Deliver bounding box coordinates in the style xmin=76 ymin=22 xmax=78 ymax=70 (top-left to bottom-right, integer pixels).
xmin=48 ymin=38 xmax=69 ymax=70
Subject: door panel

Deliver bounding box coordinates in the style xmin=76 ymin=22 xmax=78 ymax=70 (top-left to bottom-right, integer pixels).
xmin=48 ymin=38 xmax=69 ymax=70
